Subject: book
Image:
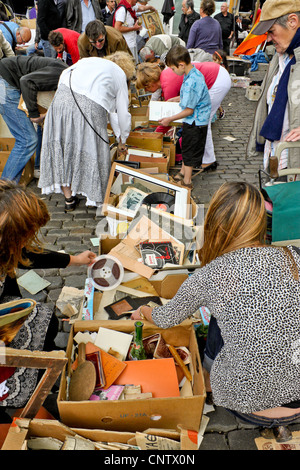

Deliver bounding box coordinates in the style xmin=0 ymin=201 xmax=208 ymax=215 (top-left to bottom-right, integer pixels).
xmin=0 ymin=298 xmax=36 ymax=328
xmin=104 ymin=295 xmax=162 ymax=320
xmin=149 ymin=101 xmax=183 ymax=124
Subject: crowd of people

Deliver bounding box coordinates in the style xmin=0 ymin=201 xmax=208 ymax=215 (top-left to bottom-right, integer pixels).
xmin=0 ymin=0 xmax=300 ymax=442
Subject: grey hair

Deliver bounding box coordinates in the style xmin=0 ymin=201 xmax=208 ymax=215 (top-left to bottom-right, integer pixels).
xmin=139 ymin=46 xmax=153 ymax=61
xmin=274 ymin=11 xmax=300 ymax=28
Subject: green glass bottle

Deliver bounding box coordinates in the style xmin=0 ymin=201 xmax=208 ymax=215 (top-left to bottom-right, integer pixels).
xmin=129 ymin=321 xmax=147 ymax=360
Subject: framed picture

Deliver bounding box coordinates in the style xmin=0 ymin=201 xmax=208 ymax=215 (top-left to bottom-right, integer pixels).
xmin=142 ymin=11 xmax=164 ymax=37
xmin=102 ymin=162 xmax=191 ymax=220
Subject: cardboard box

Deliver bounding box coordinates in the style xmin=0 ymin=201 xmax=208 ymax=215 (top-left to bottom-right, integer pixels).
xmin=111 ymin=145 xmax=170 ymax=174
xmin=126 ymin=131 xmax=164 ymax=152
xmin=102 ymin=162 xmax=191 ymax=221
xmin=57 ymin=319 xmax=206 ymax=432
xmin=1 ymin=418 xmax=135 ymax=450
xmin=130 ymin=106 xmax=149 ymax=130
xmin=0 ymin=138 xmax=34 ymax=185
xmin=2 ymin=417 xmax=199 ymax=450
xmin=245 ymin=85 xmax=261 ymax=101
xmin=230 ymin=75 xmax=250 ymax=88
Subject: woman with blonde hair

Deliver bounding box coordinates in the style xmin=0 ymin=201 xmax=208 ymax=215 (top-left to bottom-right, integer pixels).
xmin=131 ymin=181 xmax=300 ymax=440
xmin=0 ymin=180 xmax=96 ymax=415
xmin=39 ymin=52 xmax=135 ymax=210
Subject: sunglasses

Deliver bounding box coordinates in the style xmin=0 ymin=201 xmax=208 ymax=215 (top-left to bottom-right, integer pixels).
xmin=89 ymin=37 xmax=105 ymax=45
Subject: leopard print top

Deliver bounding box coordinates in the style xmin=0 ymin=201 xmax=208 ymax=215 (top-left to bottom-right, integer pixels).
xmin=152 ymin=246 xmax=300 ymax=413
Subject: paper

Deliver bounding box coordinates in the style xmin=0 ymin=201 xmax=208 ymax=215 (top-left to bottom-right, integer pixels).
xmin=223 ymin=135 xmax=237 ymax=142
xmin=90 ymin=238 xmax=100 ymax=246
xmin=114 ymin=358 xmax=180 ymax=398
xmin=149 ymin=101 xmax=183 ymax=123
xmin=94 ymin=327 xmax=133 ymax=361
xmin=17 ymin=270 xmax=51 ymax=295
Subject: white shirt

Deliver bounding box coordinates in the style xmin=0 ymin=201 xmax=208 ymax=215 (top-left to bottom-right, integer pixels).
xmin=114 ymin=6 xmax=136 ymax=48
xmin=59 ymin=57 xmax=131 ymax=143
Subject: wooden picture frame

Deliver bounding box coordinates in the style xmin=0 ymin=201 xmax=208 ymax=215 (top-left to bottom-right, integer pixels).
xmin=0 ymin=348 xmax=67 ymax=419
xmin=142 ymin=11 xmax=164 ymax=37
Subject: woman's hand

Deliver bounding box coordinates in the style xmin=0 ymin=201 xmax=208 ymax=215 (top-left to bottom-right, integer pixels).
xmin=130 ymin=305 xmax=153 ymax=323
xmin=69 ymin=250 xmax=96 ymax=266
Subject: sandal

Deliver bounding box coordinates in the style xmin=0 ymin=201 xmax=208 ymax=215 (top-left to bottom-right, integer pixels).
xmin=173 ymin=172 xmax=184 ymax=182
xmin=180 ymin=180 xmax=193 ymax=190
xmin=65 ymin=196 xmax=79 ymax=212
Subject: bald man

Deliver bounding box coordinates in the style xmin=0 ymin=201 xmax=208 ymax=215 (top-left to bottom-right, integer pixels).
xmin=214 ymin=3 xmax=234 ymax=55
xmin=0 ymin=21 xmax=31 ymax=51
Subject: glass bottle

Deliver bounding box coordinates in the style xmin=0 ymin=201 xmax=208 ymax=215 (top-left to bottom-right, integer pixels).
xmin=129 ymin=321 xmax=147 ymax=360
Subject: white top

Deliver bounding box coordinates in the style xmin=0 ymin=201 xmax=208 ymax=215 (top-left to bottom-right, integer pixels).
xmin=114 ymin=6 xmax=136 ymax=48
xmin=58 ymin=57 xmax=131 ymax=142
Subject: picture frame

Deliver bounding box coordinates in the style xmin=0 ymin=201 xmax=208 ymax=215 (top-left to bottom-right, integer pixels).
xmin=142 ymin=11 xmax=164 ymax=37
xmin=102 ymin=163 xmax=191 ymax=220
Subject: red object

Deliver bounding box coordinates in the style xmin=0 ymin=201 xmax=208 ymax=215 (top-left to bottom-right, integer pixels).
xmin=113 ymin=0 xmax=137 ymax=26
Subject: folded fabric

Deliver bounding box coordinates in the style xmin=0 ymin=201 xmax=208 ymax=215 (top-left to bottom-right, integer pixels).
xmin=242 ymin=51 xmax=269 ymax=72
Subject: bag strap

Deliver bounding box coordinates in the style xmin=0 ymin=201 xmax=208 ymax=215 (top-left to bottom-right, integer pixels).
xmin=69 ymin=69 xmax=109 ymax=145
xmin=291 ymin=245 xmax=300 ymax=256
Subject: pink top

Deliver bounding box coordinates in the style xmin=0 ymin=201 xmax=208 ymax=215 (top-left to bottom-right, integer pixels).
xmin=160 ymin=61 xmax=220 ymax=101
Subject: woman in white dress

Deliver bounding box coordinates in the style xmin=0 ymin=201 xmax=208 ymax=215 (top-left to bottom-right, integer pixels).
xmin=38 ymin=52 xmax=135 ymax=211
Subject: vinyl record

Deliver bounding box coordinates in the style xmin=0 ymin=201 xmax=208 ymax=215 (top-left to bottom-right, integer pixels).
xmin=88 ymin=255 xmax=124 ymax=291
xmin=142 ymin=192 xmax=175 ymax=213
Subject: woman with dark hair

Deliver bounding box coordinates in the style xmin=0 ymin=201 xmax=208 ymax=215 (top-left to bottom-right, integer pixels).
xmin=186 ymin=0 xmax=223 ymax=54
xmin=0 ymin=180 xmax=96 ymax=412
xmin=131 ymin=181 xmax=300 ymax=440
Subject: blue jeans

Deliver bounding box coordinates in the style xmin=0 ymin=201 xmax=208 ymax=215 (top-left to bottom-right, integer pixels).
xmin=40 ymin=39 xmax=56 ymax=58
xmin=229 ymin=409 xmax=300 ymax=428
xmin=0 ymin=78 xmax=38 ymax=182
xmin=26 ymin=40 xmax=44 ymax=56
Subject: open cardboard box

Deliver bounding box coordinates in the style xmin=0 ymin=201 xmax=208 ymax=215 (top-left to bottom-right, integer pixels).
xmin=0 ymin=137 xmax=34 ymax=185
xmin=102 ymin=162 xmax=191 ymax=221
xmin=130 ymin=105 xmax=149 ymax=130
xmin=2 ymin=417 xmax=199 ymax=450
xmin=111 ymin=145 xmax=170 ymax=174
xmin=57 ymin=319 xmax=205 ymax=433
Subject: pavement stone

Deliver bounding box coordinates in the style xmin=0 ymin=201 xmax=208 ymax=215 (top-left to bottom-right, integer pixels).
xmin=18 ymin=82 xmax=293 ymax=451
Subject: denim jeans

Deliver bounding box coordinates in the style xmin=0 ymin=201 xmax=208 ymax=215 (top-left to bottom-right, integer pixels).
xmin=228 ymin=408 xmax=300 ymax=428
xmin=40 ymin=39 xmax=56 ymax=58
xmin=0 ymin=78 xmax=38 ymax=182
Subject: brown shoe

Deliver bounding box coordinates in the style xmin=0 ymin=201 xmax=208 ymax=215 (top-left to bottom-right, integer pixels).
xmin=173 ymin=172 xmax=184 ymax=182
xmin=180 ymin=180 xmax=193 ymax=190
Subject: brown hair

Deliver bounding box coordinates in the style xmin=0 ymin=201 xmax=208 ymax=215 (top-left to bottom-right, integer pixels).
xmin=135 ymin=62 xmax=163 ymax=89
xmin=165 ymin=45 xmax=191 ymax=67
xmin=48 ymin=30 xmax=64 ymax=46
xmin=200 ymin=0 xmax=216 ymax=16
xmin=0 ymin=317 xmax=29 ymax=345
xmin=0 ymin=180 xmax=50 ymax=277
xmin=199 ymin=182 xmax=267 ymax=266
